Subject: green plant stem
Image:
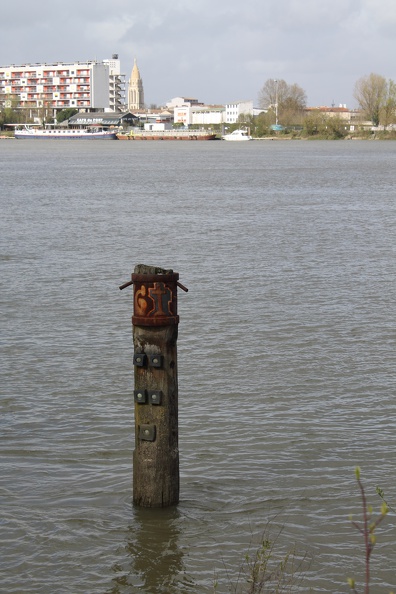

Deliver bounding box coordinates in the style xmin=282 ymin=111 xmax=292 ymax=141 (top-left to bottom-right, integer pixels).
xmin=357 ymin=477 xmax=371 ymax=594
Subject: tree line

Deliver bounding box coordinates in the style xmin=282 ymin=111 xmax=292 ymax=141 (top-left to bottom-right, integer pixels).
xmin=256 ymin=72 xmax=396 ymax=130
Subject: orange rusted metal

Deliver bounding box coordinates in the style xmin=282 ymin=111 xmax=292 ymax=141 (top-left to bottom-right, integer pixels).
xmin=132 ymin=272 xmax=180 ymax=327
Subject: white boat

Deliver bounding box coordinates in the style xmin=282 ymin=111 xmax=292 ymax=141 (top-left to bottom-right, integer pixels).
xmin=14 ymin=125 xmax=118 ymax=140
xmin=222 ymin=129 xmax=252 ymax=141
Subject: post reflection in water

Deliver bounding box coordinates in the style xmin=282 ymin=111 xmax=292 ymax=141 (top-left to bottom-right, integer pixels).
xmin=110 ymin=507 xmax=195 ymax=594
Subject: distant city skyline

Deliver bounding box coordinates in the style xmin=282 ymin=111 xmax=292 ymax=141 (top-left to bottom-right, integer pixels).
xmin=1 ymin=0 xmax=395 ymax=109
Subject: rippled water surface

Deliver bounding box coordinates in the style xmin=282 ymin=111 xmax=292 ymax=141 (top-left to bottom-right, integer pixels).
xmin=1 ymin=139 xmax=396 ymax=593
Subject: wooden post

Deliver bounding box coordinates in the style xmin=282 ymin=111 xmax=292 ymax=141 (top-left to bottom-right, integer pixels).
xmin=122 ymin=264 xmax=186 ymax=507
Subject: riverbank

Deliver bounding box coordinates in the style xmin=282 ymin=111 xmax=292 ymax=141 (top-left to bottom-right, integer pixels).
xmin=2 ymin=130 xmax=396 ymax=140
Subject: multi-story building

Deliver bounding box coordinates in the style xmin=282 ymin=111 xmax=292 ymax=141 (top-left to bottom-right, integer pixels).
xmin=0 ymin=57 xmax=125 ymax=121
xmin=225 ymin=100 xmax=254 ymax=123
xmin=103 ymin=54 xmax=126 ymax=112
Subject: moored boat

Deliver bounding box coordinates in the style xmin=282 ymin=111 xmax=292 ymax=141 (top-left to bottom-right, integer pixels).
xmin=117 ymin=130 xmax=217 ymax=141
xmin=14 ymin=125 xmax=118 ymax=140
xmin=222 ymin=129 xmax=252 ymax=141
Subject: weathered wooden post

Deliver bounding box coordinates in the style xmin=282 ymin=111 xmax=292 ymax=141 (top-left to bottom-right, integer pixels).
xmin=120 ymin=264 xmax=187 ymax=507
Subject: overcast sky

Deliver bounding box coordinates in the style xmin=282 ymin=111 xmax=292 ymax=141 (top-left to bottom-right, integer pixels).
xmin=2 ymin=0 xmax=395 ymax=109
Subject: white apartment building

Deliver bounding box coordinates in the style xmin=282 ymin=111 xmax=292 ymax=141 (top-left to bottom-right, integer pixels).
xmin=225 ymin=100 xmax=254 ymax=123
xmin=0 ymin=57 xmax=125 ymax=120
xmin=103 ymin=54 xmax=126 ymax=112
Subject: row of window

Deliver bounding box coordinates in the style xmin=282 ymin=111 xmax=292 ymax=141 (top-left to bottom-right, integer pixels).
xmin=0 ymin=71 xmax=90 ymax=78
xmin=2 ymin=87 xmax=90 ymax=93
xmin=17 ymin=94 xmax=90 ymax=99
xmin=10 ymin=100 xmax=91 ymax=107
xmin=0 ymin=78 xmax=90 ymax=85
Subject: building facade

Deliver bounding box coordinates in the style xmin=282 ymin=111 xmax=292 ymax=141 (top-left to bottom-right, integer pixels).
xmin=102 ymin=54 xmax=126 ymax=112
xmin=166 ymin=97 xmax=202 ymax=109
xmin=128 ymin=59 xmax=144 ymax=111
xmin=225 ymin=100 xmax=254 ymax=123
xmin=0 ymin=57 xmax=125 ymax=121
xmin=173 ymin=105 xmax=225 ymax=126
xmin=304 ymin=105 xmax=355 ymax=121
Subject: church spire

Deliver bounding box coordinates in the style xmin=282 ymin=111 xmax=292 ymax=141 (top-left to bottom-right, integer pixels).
xmin=128 ymin=58 xmax=144 ymax=111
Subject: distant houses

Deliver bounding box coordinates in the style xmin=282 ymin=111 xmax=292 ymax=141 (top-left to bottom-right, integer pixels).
xmin=167 ymin=97 xmax=264 ymax=126
xmin=304 ymin=105 xmax=370 ymax=132
xmin=305 ymin=105 xmax=358 ymax=121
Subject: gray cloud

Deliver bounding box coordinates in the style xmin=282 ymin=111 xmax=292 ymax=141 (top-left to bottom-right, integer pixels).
xmin=1 ymin=0 xmax=395 ymax=108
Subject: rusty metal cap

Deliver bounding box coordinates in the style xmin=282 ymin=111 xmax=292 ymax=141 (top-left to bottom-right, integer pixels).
xmin=132 ymin=272 xmax=179 ymax=327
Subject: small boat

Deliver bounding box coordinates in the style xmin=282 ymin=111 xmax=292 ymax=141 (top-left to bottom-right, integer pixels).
xmin=14 ymin=125 xmax=118 ymax=140
xmin=222 ymin=129 xmax=252 ymax=141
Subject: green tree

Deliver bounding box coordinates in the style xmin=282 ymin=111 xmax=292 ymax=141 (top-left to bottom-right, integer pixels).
xmin=0 ymin=103 xmax=27 ymax=129
xmin=380 ymin=79 xmax=396 ymax=128
xmin=302 ymin=111 xmax=323 ymax=136
xmin=237 ymin=112 xmax=255 ymax=132
xmin=302 ymin=111 xmax=349 ymax=139
xmin=353 ymin=73 xmax=396 ymax=127
xmin=250 ymin=111 xmax=272 ymax=137
xmin=56 ymin=108 xmax=78 ymax=123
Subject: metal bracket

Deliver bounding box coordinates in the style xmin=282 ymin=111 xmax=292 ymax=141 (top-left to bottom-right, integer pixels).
xmin=148 ymin=390 xmax=163 ymax=405
xmin=133 ymin=353 xmax=147 ymax=367
xmin=139 ymin=424 xmax=156 ymax=441
xmin=149 ymin=354 xmax=164 ymax=368
xmin=134 ymin=389 xmax=147 ymax=404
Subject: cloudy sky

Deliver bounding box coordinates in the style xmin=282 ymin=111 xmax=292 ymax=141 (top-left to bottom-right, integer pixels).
xmin=2 ymin=0 xmax=395 ymax=108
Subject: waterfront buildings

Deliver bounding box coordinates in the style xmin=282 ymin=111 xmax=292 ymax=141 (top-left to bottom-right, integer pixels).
xmin=171 ymin=98 xmax=262 ymax=127
xmin=0 ymin=55 xmax=264 ymax=128
xmin=0 ymin=55 xmax=125 ymax=121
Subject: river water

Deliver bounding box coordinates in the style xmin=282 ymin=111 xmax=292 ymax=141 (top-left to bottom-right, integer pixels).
xmin=1 ymin=139 xmax=395 ymax=593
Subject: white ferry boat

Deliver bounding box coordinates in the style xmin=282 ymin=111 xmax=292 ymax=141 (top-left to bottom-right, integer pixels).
xmin=14 ymin=125 xmax=118 ymax=140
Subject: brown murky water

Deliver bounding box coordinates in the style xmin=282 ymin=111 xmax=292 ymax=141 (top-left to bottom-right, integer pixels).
xmin=1 ymin=139 xmax=395 ymax=593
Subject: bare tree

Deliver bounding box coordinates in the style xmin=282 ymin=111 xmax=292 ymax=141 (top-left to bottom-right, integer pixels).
xmin=258 ymin=79 xmax=307 ymax=126
xmin=259 ymin=79 xmax=284 ymax=109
